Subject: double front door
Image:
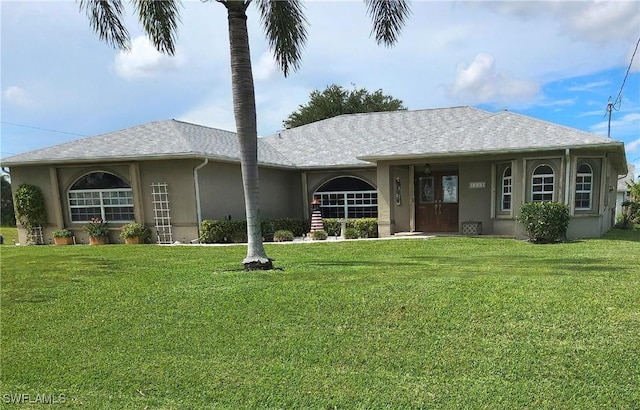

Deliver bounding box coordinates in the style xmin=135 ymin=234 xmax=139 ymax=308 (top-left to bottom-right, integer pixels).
xmin=415 ymin=172 xmax=459 ymax=232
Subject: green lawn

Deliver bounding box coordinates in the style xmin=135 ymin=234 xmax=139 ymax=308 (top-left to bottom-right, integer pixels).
xmin=0 ymin=226 xmax=17 ymax=246
xmin=1 ymin=231 xmax=639 ymax=409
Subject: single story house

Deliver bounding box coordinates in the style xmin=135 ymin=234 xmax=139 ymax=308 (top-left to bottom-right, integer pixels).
xmin=2 ymin=106 xmax=627 ymax=244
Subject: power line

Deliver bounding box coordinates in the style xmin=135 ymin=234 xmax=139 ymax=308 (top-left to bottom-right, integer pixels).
xmin=1 ymin=121 xmax=87 ymax=137
xmin=605 ymin=35 xmax=640 ymax=138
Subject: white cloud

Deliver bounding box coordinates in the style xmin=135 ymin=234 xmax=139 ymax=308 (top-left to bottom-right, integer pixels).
xmin=253 ymin=51 xmax=277 ymax=82
xmin=567 ymin=81 xmax=610 ymax=92
xmin=627 ymin=137 xmax=640 ymax=152
xmin=2 ymin=86 xmax=31 ymax=106
xmin=113 ymin=35 xmax=184 ymax=80
xmin=446 ymin=53 xmax=540 ymax=106
xmin=590 ymin=112 xmax=640 ymax=139
xmin=177 ymin=96 xmax=236 ymax=132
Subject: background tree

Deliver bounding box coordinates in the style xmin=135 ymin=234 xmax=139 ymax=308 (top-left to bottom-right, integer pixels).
xmin=79 ymin=0 xmax=410 ymax=269
xmin=1 ymin=174 xmax=16 ymax=226
xmin=284 ymin=84 xmax=407 ymax=128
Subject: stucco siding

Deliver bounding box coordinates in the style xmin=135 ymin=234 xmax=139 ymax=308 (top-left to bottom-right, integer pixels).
xmin=459 ymin=162 xmax=493 ymax=234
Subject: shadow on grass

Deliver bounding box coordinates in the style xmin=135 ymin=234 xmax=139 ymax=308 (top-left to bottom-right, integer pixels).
xmin=602 ymin=229 xmax=640 ymax=242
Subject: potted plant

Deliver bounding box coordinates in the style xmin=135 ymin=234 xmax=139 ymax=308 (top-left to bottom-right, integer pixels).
xmin=53 ymin=228 xmax=74 ymax=245
xmin=84 ymin=217 xmax=110 ymax=245
xmin=120 ymin=222 xmax=151 ymax=244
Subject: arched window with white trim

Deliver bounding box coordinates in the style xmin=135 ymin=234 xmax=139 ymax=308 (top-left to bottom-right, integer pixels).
xmin=575 ymin=163 xmax=593 ymax=210
xmin=501 ymin=166 xmax=512 ymax=210
xmin=68 ymin=172 xmax=134 ymax=222
xmin=313 ymin=176 xmax=377 ymax=218
xmin=532 ymin=165 xmax=554 ymax=202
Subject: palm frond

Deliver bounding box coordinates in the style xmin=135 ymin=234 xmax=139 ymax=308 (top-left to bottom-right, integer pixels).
xmin=364 ymin=0 xmax=411 ymax=46
xmin=132 ymin=0 xmax=182 ymax=55
xmin=255 ymin=0 xmax=308 ymax=77
xmin=78 ymin=0 xmax=130 ymax=50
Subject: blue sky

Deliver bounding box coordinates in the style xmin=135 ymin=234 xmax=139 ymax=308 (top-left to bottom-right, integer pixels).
xmin=1 ymin=1 xmax=639 ymax=178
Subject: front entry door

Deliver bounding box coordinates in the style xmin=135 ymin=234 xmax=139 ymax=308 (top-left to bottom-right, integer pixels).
xmin=415 ymin=172 xmax=459 ymax=232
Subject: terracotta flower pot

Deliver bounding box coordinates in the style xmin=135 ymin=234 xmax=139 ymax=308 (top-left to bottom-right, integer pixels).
xmin=54 ymin=237 xmax=74 ymax=246
xmin=124 ymin=236 xmax=142 ymax=245
xmin=89 ymin=236 xmax=109 ymax=245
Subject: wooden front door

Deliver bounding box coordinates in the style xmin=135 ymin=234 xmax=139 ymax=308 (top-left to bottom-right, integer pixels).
xmin=415 ymin=172 xmax=459 ymax=232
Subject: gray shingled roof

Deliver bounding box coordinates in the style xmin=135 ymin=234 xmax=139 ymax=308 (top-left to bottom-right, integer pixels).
xmin=2 ymin=107 xmax=627 ymax=173
xmin=359 ymin=110 xmax=624 ymax=160
xmin=1 ymin=120 xmax=294 ymax=167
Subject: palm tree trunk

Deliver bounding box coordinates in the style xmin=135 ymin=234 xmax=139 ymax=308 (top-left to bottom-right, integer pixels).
xmin=226 ymin=2 xmax=272 ymax=270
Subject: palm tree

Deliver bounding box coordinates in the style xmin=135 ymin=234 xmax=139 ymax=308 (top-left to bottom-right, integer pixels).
xmin=78 ymin=0 xmax=411 ymax=270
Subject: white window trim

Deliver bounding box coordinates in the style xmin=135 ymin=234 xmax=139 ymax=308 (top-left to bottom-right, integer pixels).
xmin=68 ymin=188 xmax=134 ymax=223
xmin=575 ymin=163 xmax=593 ymax=210
xmin=501 ymin=167 xmax=512 ymax=211
xmin=531 ymin=164 xmax=555 ymax=202
xmin=313 ymin=190 xmax=378 ymax=218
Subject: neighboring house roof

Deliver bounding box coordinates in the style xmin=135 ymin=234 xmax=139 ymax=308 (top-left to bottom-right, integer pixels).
xmin=618 ymin=164 xmax=636 ymax=191
xmin=1 ymin=106 xmax=627 ymax=173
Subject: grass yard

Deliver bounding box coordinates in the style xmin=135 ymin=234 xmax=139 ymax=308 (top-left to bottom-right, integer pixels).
xmin=1 ymin=230 xmax=639 ymax=409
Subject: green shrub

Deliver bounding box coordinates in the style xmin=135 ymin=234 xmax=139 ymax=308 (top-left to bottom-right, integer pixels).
xmin=200 ymin=219 xmax=247 ymax=244
xmin=322 ymin=219 xmax=342 ymax=236
xmin=119 ymin=222 xmax=151 ymax=242
xmin=273 ymin=230 xmax=294 ymax=242
xmin=352 ymin=218 xmax=378 ymax=238
xmin=14 ymin=184 xmax=47 ymax=243
xmin=311 ymin=230 xmax=328 ymax=240
xmin=53 ymin=228 xmax=73 ymax=238
xmin=516 ymin=202 xmax=570 ymax=243
xmin=269 ymin=218 xmax=309 ymax=237
xmin=324 ymin=218 xmax=378 ymax=238
xmin=615 ymin=214 xmax=634 ymax=230
xmin=343 ymin=227 xmax=359 ymax=239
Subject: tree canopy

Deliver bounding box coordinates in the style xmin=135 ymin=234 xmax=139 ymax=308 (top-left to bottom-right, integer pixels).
xmin=284 ymin=84 xmax=407 ymax=128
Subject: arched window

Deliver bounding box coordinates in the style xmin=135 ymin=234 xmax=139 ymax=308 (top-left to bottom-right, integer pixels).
xmin=68 ymin=172 xmax=134 ymax=222
xmin=501 ymin=166 xmax=512 ymax=210
xmin=313 ymin=176 xmax=377 ymax=218
xmin=532 ymin=165 xmax=554 ymax=202
xmin=575 ymin=163 xmax=593 ymax=210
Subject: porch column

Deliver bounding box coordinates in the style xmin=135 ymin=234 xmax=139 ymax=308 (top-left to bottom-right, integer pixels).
xmin=377 ymin=162 xmax=393 ymax=237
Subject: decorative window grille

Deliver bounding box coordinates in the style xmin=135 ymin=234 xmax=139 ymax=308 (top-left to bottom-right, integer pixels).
xmin=151 ymin=183 xmax=173 ymax=244
xmin=501 ymin=167 xmax=512 ymax=210
xmin=532 ymin=165 xmax=555 ymax=202
xmin=313 ymin=191 xmax=378 ymax=218
xmin=313 ymin=176 xmax=378 ymax=219
xmin=68 ymin=172 xmax=134 ymax=222
xmin=575 ymin=163 xmax=593 ymax=210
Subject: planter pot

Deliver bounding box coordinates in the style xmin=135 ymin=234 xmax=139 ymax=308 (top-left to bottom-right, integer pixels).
xmin=124 ymin=236 xmax=143 ymax=245
xmin=54 ymin=237 xmax=74 ymax=246
xmin=89 ymin=236 xmax=109 ymax=245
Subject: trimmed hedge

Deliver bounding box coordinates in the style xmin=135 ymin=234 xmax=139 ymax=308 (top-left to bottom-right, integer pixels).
xmin=323 ymin=218 xmax=378 ymax=238
xmin=200 ymin=217 xmax=378 ymax=243
xmin=200 ymin=218 xmax=310 ymax=244
xmin=273 ymin=230 xmax=294 ymax=242
xmin=516 ymin=201 xmax=570 ymax=243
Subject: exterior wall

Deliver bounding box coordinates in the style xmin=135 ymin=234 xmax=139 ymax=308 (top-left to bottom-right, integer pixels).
xmin=379 ymin=149 xmax=618 ymax=239
xmin=10 ymin=165 xmax=60 ymax=245
xmin=197 ymin=162 xmax=303 ymax=221
xmin=458 ymin=161 xmax=493 ymax=234
xmin=138 ymin=159 xmax=201 ymax=243
xmin=305 ymin=168 xmax=377 ymax=219
xmin=391 ymin=166 xmax=411 ymax=232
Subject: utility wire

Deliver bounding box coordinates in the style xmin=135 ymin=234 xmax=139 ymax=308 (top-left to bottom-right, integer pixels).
xmin=611 ymin=35 xmax=640 ymax=111
xmin=1 ymin=121 xmax=87 ymax=137
xmin=605 ymin=35 xmax=640 ymax=137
